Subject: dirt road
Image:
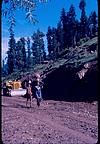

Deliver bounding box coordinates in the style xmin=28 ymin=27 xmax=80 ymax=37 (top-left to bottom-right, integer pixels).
xmin=2 ymin=95 xmax=98 ymax=144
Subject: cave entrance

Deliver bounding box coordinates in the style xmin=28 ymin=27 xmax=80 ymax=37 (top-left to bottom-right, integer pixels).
xmin=42 ymin=66 xmax=98 ymax=102
xmin=42 ymin=66 xmax=76 ymax=101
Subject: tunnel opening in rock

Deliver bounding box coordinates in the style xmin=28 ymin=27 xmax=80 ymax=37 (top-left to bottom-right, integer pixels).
xmin=42 ymin=66 xmax=98 ymax=102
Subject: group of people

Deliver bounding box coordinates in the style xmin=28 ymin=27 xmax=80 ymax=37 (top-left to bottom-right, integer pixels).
xmin=22 ymin=73 xmax=44 ymax=108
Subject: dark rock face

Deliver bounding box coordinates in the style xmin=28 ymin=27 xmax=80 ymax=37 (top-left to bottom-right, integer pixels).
xmin=42 ymin=64 xmax=98 ymax=102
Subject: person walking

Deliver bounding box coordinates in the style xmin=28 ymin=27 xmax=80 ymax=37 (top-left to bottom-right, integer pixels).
xmin=26 ymin=83 xmax=33 ymax=108
xmin=32 ymin=73 xmax=43 ymax=107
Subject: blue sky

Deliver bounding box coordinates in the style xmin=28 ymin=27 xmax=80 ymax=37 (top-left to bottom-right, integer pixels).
xmin=2 ymin=0 xmax=98 ymax=61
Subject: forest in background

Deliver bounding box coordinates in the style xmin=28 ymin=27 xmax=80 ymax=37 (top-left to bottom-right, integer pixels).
xmin=2 ymin=0 xmax=98 ymax=77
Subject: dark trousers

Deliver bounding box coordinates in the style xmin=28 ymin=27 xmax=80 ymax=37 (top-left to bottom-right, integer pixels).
xmin=36 ymin=97 xmax=42 ymax=107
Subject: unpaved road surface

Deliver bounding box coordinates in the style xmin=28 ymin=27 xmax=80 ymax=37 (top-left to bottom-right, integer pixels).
xmin=2 ymin=95 xmax=98 ymax=144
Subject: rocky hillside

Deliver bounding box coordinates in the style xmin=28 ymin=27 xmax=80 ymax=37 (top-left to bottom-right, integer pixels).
xmin=2 ymin=37 xmax=98 ymax=102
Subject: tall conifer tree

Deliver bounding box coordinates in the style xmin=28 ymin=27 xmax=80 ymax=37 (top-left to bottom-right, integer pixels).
xmin=7 ymin=25 xmax=16 ymax=74
xmin=79 ymin=0 xmax=88 ymax=38
xmin=46 ymin=26 xmax=53 ymax=59
xmin=56 ymin=21 xmax=63 ymax=52
xmin=26 ymin=37 xmax=32 ymax=68
xmin=60 ymin=8 xmax=68 ymax=49
xmin=67 ymin=4 xmax=77 ymax=47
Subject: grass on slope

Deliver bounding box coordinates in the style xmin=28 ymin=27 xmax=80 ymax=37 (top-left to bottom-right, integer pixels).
xmin=2 ymin=37 xmax=98 ymax=82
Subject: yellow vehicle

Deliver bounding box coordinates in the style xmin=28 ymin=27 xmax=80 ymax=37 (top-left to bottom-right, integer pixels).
xmin=6 ymin=80 xmax=22 ymax=89
xmin=3 ymin=80 xmax=28 ymax=96
xmin=2 ymin=80 xmax=22 ymax=96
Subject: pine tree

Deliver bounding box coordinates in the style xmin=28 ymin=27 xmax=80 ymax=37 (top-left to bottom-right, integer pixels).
xmin=15 ymin=40 xmax=23 ymax=70
xmin=67 ymin=4 xmax=77 ymax=47
xmin=20 ymin=37 xmax=26 ymax=69
xmin=60 ymin=8 xmax=68 ymax=49
xmin=52 ymin=27 xmax=58 ymax=59
xmin=46 ymin=26 xmax=53 ymax=59
xmin=79 ymin=0 xmax=88 ymax=38
xmin=31 ymin=41 xmax=37 ymax=65
xmin=87 ymin=13 xmax=93 ymax=37
xmin=15 ymin=41 xmax=20 ymax=70
xmin=87 ymin=11 xmax=97 ymax=38
xmin=47 ymin=27 xmax=59 ymax=60
xmin=56 ymin=21 xmax=63 ymax=53
xmin=31 ymin=30 xmax=45 ymax=64
xmin=15 ymin=38 xmax=26 ymax=71
xmin=2 ymin=59 xmax=8 ymax=76
xmin=91 ymin=11 xmax=98 ymax=36
xmin=75 ymin=19 xmax=81 ymax=44
xmin=26 ymin=37 xmax=32 ymax=69
xmin=7 ymin=25 xmax=16 ymax=74
xmin=32 ymin=31 xmax=40 ymax=64
xmin=39 ymin=36 xmax=46 ymax=61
